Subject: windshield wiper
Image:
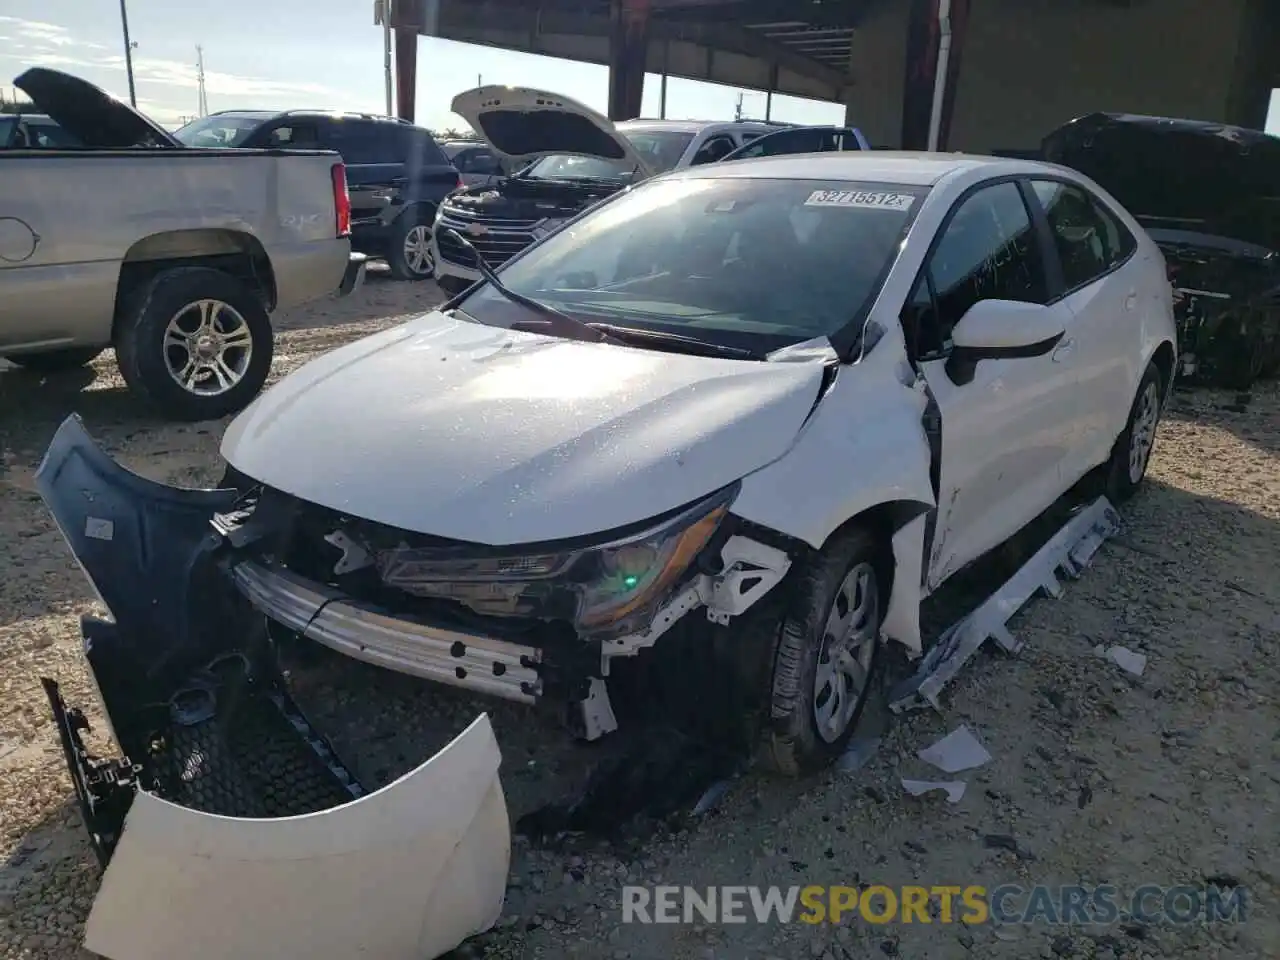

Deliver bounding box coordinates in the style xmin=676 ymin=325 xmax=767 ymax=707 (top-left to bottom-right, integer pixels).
xmin=585 ymin=322 xmax=763 ymax=360
xmin=441 ymin=228 xmax=621 ymax=345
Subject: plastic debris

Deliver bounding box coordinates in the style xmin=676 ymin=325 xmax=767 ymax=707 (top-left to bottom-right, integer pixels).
xmin=837 ymin=736 xmax=882 ymax=773
xmin=901 ymin=779 xmax=966 ymax=803
xmin=691 ymin=778 xmax=733 ymax=817
xmin=889 ymin=496 xmax=1120 ymax=712
xmin=917 ymin=725 xmax=991 ymax=774
xmin=1097 ymin=644 xmax=1148 ymax=677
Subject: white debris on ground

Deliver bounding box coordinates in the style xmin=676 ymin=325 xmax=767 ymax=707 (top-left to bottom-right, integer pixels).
xmin=917 ymin=724 xmax=993 ymax=774
xmin=2 ymin=279 xmax=1278 ymax=960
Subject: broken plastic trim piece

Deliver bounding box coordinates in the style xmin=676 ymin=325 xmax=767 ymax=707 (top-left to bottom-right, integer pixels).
xmin=889 ymin=496 xmax=1121 ymax=712
xmin=34 ymin=415 xmax=513 ymax=960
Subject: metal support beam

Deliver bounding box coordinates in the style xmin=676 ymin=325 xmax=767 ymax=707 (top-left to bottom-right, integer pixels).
xmin=390 ymin=0 xmax=426 ymax=122
xmin=609 ymin=0 xmax=652 ymax=120
xmin=765 ymin=60 xmax=778 ymax=119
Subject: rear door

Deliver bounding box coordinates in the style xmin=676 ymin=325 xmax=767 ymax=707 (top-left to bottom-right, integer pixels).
xmin=1026 ymin=178 xmax=1143 ymax=479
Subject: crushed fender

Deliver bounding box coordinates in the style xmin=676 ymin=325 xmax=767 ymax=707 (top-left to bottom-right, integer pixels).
xmin=35 ymin=416 xmax=511 ymax=960
xmin=889 ymin=496 xmax=1121 ymax=712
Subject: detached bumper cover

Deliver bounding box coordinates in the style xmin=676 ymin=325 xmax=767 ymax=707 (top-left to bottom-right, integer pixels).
xmin=34 ymin=415 xmax=510 ymax=960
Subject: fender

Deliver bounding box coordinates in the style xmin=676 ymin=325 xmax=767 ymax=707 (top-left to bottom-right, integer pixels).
xmin=733 ymin=340 xmax=936 ymax=654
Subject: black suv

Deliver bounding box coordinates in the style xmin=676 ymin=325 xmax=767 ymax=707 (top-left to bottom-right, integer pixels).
xmin=174 ymin=110 xmax=461 ymax=280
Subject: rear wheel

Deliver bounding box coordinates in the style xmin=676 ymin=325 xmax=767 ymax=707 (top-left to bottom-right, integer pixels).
xmin=1103 ymin=361 xmax=1163 ymax=503
xmin=115 ymin=266 xmax=274 ymax=422
xmin=7 ymin=347 xmax=103 ymax=373
xmin=761 ymin=527 xmax=885 ymax=777
xmin=387 ymin=210 xmax=436 ymax=281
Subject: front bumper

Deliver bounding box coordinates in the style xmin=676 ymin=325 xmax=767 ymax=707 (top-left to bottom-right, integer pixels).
xmin=231 ymin=560 xmax=543 ymax=703
xmin=338 ymin=251 xmax=369 ymax=297
xmin=431 ymin=231 xmax=481 ymax=286
xmin=34 ymin=416 xmax=510 ymax=960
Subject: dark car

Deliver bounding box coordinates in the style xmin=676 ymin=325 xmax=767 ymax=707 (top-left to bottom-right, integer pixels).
xmin=1042 ymin=112 xmax=1280 ymax=387
xmin=0 ymin=112 xmax=83 ymax=148
xmin=174 ymin=110 xmax=461 ymax=281
xmin=720 ymin=124 xmax=869 ymax=161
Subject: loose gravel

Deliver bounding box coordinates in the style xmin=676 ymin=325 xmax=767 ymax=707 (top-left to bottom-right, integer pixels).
xmin=1 ymin=275 xmax=1277 ymax=960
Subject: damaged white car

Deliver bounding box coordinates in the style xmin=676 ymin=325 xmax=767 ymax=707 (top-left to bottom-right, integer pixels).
xmin=39 ymin=152 xmax=1175 ymax=958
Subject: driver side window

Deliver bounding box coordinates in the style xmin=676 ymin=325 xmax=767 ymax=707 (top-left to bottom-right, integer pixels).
xmin=908 ymin=181 xmax=1049 ymax=357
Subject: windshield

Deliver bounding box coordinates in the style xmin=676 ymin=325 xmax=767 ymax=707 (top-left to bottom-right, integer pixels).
xmin=456 ymin=176 xmax=926 ymax=353
xmin=521 ymin=130 xmax=695 ymax=181
xmin=173 ymin=115 xmax=266 ymax=147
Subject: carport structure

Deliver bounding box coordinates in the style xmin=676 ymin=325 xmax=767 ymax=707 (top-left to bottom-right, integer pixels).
xmin=388 ymin=0 xmax=1279 ymax=152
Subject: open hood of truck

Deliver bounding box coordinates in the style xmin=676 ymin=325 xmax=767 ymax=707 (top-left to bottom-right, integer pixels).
xmin=14 ymin=67 xmax=180 ymax=149
xmin=451 ymin=85 xmax=654 ymax=177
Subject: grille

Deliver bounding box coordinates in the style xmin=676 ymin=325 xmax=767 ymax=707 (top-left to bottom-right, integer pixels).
xmin=437 ymin=207 xmax=540 ymax=268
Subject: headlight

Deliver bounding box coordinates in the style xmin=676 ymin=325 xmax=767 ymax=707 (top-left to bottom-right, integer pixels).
xmin=376 ymin=487 xmax=735 ymax=632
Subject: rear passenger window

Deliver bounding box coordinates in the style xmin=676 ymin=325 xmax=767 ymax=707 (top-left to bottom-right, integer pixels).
xmin=264 ymin=124 xmax=320 ymax=148
xmin=925 ymin=181 xmax=1049 ymax=347
xmin=1031 ymin=180 xmax=1135 ymax=291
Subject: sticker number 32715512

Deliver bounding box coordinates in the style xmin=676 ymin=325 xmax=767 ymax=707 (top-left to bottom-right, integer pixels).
xmin=804 ymin=190 xmax=916 ymax=211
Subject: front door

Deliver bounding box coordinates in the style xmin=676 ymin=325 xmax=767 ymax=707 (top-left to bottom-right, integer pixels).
xmin=905 ymin=180 xmax=1080 ymax=588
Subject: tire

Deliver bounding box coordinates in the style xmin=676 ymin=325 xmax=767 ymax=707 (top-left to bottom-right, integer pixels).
xmin=1103 ymin=361 xmax=1163 ymax=503
xmin=761 ymin=526 xmax=886 ymax=777
xmin=386 ymin=208 xmax=436 ymax=281
xmin=7 ymin=347 xmax=103 ymax=373
xmin=115 ymin=267 xmax=273 ymax=422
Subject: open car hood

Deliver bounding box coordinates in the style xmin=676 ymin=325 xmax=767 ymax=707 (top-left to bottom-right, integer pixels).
xmin=451 ymin=85 xmax=654 ymax=177
xmin=1041 ymin=112 xmax=1280 ymax=252
xmin=14 ymin=67 xmax=180 ymax=148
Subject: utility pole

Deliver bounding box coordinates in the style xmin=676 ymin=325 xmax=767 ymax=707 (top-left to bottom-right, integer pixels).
xmin=118 ymin=0 xmax=138 ymax=107
xmin=734 ymin=91 xmax=744 ymax=121
xmin=477 ymin=73 xmax=482 ymax=89
xmin=196 ymin=45 xmax=208 ymax=117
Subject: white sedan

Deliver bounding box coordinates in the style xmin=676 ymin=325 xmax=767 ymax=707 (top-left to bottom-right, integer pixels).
xmin=36 ymin=152 xmax=1176 ymax=955
xmin=42 ymin=151 xmax=1177 ymax=788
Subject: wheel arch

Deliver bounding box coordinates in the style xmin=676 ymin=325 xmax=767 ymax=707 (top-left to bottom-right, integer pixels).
xmin=1148 ymin=339 xmax=1176 ymax=404
xmin=114 ymin=229 xmax=278 ymax=338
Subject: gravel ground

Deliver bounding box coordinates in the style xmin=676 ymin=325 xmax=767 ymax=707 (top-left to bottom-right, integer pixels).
xmin=1 ymin=275 xmax=1277 ymax=960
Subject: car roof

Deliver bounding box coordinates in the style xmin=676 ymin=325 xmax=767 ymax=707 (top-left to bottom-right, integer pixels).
xmin=669 ymin=151 xmax=1051 ymax=185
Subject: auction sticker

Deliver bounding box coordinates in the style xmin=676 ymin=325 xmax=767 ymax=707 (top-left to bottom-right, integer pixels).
xmin=805 ymin=190 xmax=915 ymax=211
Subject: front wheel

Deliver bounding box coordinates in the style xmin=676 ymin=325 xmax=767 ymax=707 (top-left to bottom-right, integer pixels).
xmin=761 ymin=527 xmax=885 ymax=777
xmin=1103 ymin=361 xmax=1163 ymax=502
xmin=115 ymin=267 xmax=274 ymax=422
xmin=386 ymin=211 xmax=436 ymax=281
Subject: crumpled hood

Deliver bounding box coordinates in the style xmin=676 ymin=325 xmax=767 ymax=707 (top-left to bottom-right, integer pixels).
xmin=451 ymin=85 xmax=654 ymax=177
xmin=15 ymin=67 xmax=180 ymax=149
xmin=221 ymin=312 xmax=823 ymax=545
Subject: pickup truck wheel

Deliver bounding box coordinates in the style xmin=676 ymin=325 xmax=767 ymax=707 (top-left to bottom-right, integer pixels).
xmin=762 ymin=527 xmax=884 ymax=777
xmin=116 ymin=267 xmax=273 ymax=422
xmin=6 ymin=347 xmax=103 ymax=373
xmin=386 ymin=211 xmax=436 ymax=281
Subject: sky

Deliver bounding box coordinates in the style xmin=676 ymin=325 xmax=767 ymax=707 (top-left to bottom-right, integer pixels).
xmin=0 ymin=0 xmax=1277 ymax=137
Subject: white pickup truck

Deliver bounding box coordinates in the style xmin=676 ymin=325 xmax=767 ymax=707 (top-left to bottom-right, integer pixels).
xmin=0 ymin=68 xmax=365 ymax=420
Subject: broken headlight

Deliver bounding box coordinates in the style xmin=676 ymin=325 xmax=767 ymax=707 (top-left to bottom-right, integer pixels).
xmin=377 ymin=487 xmax=734 ymax=632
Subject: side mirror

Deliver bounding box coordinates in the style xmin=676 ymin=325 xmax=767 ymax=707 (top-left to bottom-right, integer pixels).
xmin=946 ymin=299 xmax=1065 ymax=385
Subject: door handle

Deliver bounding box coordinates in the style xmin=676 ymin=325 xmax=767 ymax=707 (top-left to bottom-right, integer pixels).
xmin=1051 ymin=337 xmax=1076 ymax=362
xmin=1123 ymin=291 xmax=1138 ymax=311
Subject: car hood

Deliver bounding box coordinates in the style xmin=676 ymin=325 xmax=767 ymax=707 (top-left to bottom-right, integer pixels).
xmin=14 ymin=67 xmax=180 ymax=149
xmin=221 ymin=311 xmax=823 ymax=545
xmin=451 ymin=85 xmax=654 ymax=178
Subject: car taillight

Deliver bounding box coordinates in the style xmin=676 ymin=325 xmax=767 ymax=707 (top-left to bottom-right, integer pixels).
xmin=331 ymin=162 xmax=351 ymax=237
